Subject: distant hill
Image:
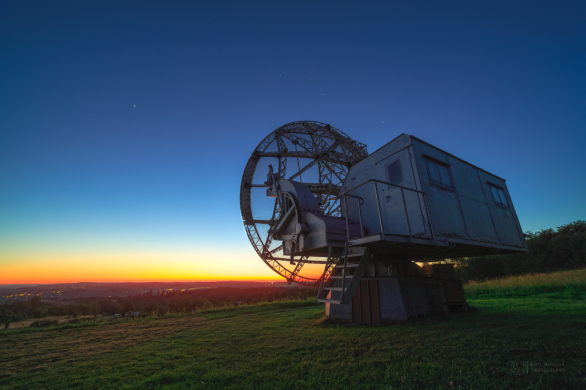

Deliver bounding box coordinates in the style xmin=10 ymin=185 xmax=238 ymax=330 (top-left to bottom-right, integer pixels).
xmin=0 ymin=281 xmax=290 ymax=303
xmin=0 ymin=284 xmax=41 ymax=289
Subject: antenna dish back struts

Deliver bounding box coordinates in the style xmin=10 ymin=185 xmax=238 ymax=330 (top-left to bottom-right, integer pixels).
xmin=239 ymin=121 xmax=367 ymax=285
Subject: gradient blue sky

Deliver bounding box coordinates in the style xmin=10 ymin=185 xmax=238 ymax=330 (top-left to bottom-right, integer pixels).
xmin=1 ymin=1 xmax=585 ymax=283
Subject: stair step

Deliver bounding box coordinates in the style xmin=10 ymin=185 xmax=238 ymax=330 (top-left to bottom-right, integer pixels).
xmin=341 ymin=253 xmax=365 ymax=258
xmin=334 ymin=263 xmax=360 ymax=269
xmin=324 ymin=287 xmax=344 ymax=291
xmin=317 ymin=299 xmax=342 ymax=304
xmin=329 ymin=275 xmax=352 ymax=279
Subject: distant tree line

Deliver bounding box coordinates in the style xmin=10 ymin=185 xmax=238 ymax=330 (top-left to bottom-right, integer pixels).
xmin=98 ymin=286 xmax=318 ymax=316
xmin=0 ymin=286 xmax=317 ymax=328
xmin=0 ymin=295 xmax=101 ymax=329
xmin=453 ymin=220 xmax=586 ymax=281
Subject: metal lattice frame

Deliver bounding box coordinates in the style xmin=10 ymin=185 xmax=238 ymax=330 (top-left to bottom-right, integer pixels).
xmin=240 ymin=121 xmax=368 ymax=285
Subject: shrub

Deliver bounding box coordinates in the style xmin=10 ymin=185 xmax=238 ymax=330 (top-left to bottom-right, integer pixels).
xmin=106 ymin=303 xmax=124 ymax=316
xmin=67 ymin=318 xmax=91 ymax=324
xmin=123 ymin=301 xmax=135 ymax=313
xmin=454 ymin=220 xmax=586 ymax=281
xmin=1 ymin=309 xmax=13 ymax=330
xmin=29 ymin=319 xmax=59 ymax=328
xmin=157 ymin=305 xmax=169 ymax=316
xmin=143 ymin=302 xmax=159 ymax=315
xmin=193 ymin=299 xmax=211 ymax=310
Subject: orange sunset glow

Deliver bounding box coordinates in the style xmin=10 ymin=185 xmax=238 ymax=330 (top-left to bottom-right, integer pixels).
xmin=0 ymin=251 xmax=278 ymax=285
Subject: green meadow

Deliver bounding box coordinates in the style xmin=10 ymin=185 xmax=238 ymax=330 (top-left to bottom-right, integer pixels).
xmin=1 ymin=270 xmax=585 ymax=389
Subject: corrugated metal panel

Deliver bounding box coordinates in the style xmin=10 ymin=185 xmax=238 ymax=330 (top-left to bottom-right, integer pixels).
xmin=459 ymin=197 xmax=500 ymax=243
xmin=443 ymin=279 xmax=465 ymax=305
xmin=491 ymin=207 xmax=524 ymax=247
xmin=410 ymin=137 xmax=526 ymax=250
xmin=351 ymin=280 xmax=381 ymax=325
xmin=360 ymin=280 xmax=371 ymax=324
xmin=409 ymin=135 xmax=506 ymax=181
xmin=352 ymin=284 xmax=361 ymax=323
xmin=424 ymin=279 xmax=449 ymax=315
xmin=448 ymin=158 xmax=488 ymax=203
xmin=368 ymin=280 xmax=381 ymax=325
xmin=378 ymin=278 xmax=408 ymax=321
xmin=424 ymin=185 xmax=467 ymax=238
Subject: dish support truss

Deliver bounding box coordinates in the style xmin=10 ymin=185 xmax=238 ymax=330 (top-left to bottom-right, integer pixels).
xmin=240 ymin=121 xmax=368 ymax=285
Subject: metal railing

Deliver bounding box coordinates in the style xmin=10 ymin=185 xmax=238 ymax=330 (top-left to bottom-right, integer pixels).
xmin=341 ymin=179 xmax=435 ymax=244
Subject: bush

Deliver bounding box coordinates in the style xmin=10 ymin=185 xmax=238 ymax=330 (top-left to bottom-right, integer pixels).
xmin=157 ymin=305 xmax=169 ymax=316
xmin=106 ymin=303 xmax=124 ymax=316
xmin=29 ymin=319 xmax=59 ymax=328
xmin=67 ymin=318 xmax=93 ymax=324
xmin=123 ymin=301 xmax=135 ymax=313
xmin=1 ymin=309 xmax=13 ymax=330
xmin=193 ymin=299 xmax=212 ymax=310
xmin=454 ymin=220 xmax=586 ymax=281
xmin=143 ymin=302 xmax=159 ymax=315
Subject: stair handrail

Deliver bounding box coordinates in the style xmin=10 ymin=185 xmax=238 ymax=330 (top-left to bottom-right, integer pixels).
xmin=341 ymin=179 xmax=436 ymax=244
xmin=340 ymin=241 xmax=348 ymax=301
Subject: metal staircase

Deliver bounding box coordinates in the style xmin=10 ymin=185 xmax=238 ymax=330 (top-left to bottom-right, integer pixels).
xmin=317 ymin=243 xmax=372 ymax=304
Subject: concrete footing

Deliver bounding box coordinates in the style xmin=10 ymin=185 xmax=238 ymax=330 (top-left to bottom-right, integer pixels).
xmin=326 ymin=262 xmax=467 ymax=324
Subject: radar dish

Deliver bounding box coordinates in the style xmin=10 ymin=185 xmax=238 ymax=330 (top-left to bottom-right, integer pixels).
xmin=240 ymin=121 xmax=368 ymax=285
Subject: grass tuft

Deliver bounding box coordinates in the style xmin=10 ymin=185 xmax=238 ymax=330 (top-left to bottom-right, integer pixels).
xmin=28 ymin=319 xmax=59 ymax=328
xmin=464 ymin=268 xmax=586 ymax=298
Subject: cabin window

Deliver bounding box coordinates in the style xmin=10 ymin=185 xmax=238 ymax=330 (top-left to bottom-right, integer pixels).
xmin=489 ymin=184 xmax=508 ymax=207
xmin=425 ymin=158 xmax=454 ymax=189
xmin=385 ymin=159 xmax=404 ymax=186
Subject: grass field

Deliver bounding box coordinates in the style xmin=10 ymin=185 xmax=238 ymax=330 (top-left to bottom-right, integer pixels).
xmin=1 ymin=270 xmax=585 ymax=389
xmin=6 ymin=315 xmax=97 ymax=330
xmin=464 ymin=268 xmax=586 ymax=298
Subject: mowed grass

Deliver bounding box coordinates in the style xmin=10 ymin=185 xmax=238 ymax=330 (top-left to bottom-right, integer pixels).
xmin=6 ymin=315 xmax=97 ymax=330
xmin=0 ymin=272 xmax=585 ymax=390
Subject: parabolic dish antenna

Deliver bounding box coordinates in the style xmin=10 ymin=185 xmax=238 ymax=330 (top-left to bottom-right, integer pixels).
xmin=240 ymin=121 xmax=368 ymax=285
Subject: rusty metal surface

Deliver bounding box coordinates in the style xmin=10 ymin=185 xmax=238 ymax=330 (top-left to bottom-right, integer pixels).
xmin=350 ymin=279 xmax=381 ymax=325
xmin=360 ymin=280 xmax=371 ymax=324
xmin=352 ymin=282 xmax=361 ymax=323
xmin=368 ymin=280 xmax=381 ymax=325
xmin=443 ymin=279 xmax=465 ymax=305
xmin=425 ymin=264 xmax=456 ymax=278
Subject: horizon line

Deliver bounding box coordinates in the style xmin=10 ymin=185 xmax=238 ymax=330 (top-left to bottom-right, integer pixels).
xmin=0 ymin=280 xmax=286 ymax=286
